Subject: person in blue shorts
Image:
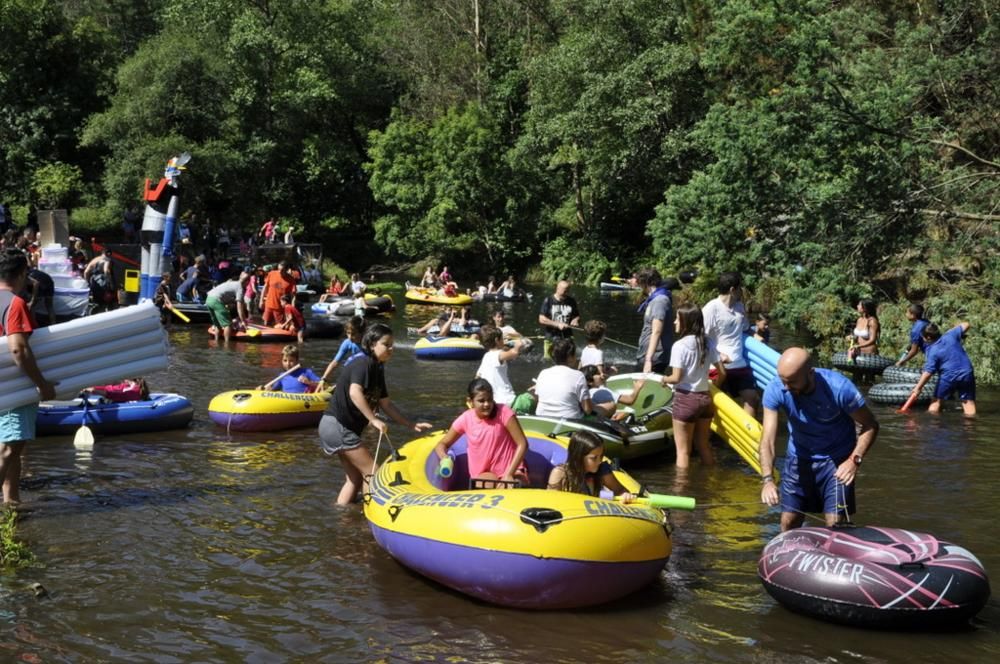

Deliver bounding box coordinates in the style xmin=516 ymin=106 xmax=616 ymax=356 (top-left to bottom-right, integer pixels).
xmin=910 ymin=322 xmax=976 ymax=417
xmin=759 ymin=347 xmax=879 ymax=531
xmin=895 ymin=303 xmax=930 ymax=367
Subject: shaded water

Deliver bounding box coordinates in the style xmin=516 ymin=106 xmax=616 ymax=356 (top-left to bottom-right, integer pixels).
xmin=4 ymin=284 xmax=999 ymax=662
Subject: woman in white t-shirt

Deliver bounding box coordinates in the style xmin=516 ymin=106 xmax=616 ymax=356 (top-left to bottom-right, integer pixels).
xmin=661 ymin=303 xmax=727 ymax=468
xmin=476 ymin=326 xmax=527 ymax=405
xmin=702 ymin=271 xmax=758 ymax=417
xmin=534 ymin=339 xmax=591 ymax=419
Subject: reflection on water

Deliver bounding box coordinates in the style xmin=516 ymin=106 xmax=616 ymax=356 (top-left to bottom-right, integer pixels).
xmin=4 ymin=283 xmax=999 ymax=661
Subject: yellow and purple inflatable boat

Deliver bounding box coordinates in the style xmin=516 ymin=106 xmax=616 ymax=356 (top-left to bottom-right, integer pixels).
xmin=365 ymin=431 xmax=680 ymax=609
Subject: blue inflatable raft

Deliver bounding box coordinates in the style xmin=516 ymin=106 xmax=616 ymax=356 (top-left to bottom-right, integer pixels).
xmin=37 ymin=393 xmax=194 ymax=436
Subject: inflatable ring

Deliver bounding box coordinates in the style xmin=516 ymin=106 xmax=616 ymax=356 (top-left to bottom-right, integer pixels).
xmin=882 ymin=365 xmax=937 ymax=387
xmin=759 ymin=525 xmax=990 ymax=629
xmin=832 ymin=351 xmax=893 ymax=373
xmin=867 ymin=382 xmax=935 ymax=406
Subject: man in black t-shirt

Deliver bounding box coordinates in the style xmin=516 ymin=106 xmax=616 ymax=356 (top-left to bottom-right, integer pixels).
xmin=538 ymin=280 xmax=581 ymax=360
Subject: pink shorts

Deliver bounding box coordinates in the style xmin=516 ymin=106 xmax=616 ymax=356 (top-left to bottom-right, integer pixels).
xmin=671 ymin=389 xmax=715 ymax=423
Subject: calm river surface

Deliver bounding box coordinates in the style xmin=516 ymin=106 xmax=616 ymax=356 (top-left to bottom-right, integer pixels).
xmin=4 ymin=284 xmax=999 ymax=662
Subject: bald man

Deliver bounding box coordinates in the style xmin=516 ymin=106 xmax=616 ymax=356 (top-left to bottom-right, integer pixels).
xmin=759 ymin=347 xmax=879 ymax=531
xmin=538 ymin=280 xmax=580 ymax=360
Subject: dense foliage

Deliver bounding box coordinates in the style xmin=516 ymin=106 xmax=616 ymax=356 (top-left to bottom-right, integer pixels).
xmin=2 ymin=0 xmax=998 ymax=376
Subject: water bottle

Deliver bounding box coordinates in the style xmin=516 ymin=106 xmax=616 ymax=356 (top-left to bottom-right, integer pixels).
xmin=438 ymin=457 xmax=454 ymax=478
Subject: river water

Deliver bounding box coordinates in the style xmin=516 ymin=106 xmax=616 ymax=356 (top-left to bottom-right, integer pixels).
xmin=4 ymin=284 xmax=999 ymax=662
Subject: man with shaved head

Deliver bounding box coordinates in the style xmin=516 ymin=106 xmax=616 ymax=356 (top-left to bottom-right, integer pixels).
xmin=759 ymin=347 xmax=879 ymax=531
xmin=538 ymin=279 xmax=580 ymax=361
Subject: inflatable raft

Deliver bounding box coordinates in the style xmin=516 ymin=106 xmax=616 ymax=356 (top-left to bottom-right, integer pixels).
xmin=604 ymin=373 xmax=673 ymax=432
xmin=476 ymin=290 xmax=528 ymax=302
xmin=1 ymin=303 xmax=169 ymax=411
xmin=413 ymin=336 xmax=485 ymax=361
xmin=365 ymin=431 xmax=676 ymax=609
xmin=745 ymin=335 xmax=779 ymax=391
xmin=309 ymin=294 xmax=395 ymax=317
xmin=206 ymin=324 xmax=298 ymax=343
xmin=709 ymin=385 xmax=764 ymax=475
xmin=207 ymin=389 xmax=332 ymax=432
xmin=514 ymin=415 xmax=670 ymax=461
xmin=832 ymin=351 xmax=893 ymax=374
xmin=404 ymin=287 xmax=473 ymax=306
xmin=306 ymin=316 xmax=344 ymax=340
xmin=171 ymin=302 xmax=212 ymax=323
xmin=37 ymin=393 xmax=194 ymax=436
xmin=759 ymin=525 xmax=990 ymax=629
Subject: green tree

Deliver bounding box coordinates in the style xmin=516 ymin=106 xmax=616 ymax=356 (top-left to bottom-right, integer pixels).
xmin=0 ymin=0 xmax=115 ymax=202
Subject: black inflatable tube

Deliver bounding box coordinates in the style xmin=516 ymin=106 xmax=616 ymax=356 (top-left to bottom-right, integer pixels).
xmin=867 ymin=381 xmax=934 ymax=406
xmin=881 ymin=365 xmax=938 ymax=388
xmin=832 ymin=351 xmax=893 ymax=373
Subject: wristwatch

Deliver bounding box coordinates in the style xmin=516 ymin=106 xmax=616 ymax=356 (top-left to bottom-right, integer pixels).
xmin=853 ymin=454 xmax=863 ymax=466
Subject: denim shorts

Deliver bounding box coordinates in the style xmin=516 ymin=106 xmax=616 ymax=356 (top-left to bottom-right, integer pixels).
xmin=319 ymin=414 xmax=362 ymax=455
xmin=781 ymin=455 xmax=856 ymax=516
xmin=0 ymin=403 xmax=38 ymax=444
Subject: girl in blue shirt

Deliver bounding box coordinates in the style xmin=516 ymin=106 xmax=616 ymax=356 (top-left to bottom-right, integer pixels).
xmin=319 ymin=316 xmax=366 ymax=385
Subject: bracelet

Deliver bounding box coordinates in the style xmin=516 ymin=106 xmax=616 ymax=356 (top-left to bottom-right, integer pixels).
xmin=762 ymin=474 xmax=774 ymax=484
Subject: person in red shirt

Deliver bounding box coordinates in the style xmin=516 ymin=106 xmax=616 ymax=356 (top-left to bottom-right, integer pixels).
xmin=0 ymin=249 xmax=57 ymax=505
xmin=278 ymin=294 xmax=306 ymax=343
xmin=258 ymin=261 xmax=296 ymax=326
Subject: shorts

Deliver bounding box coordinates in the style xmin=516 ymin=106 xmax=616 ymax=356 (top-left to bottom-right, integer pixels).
xmin=0 ymin=403 xmax=38 ymax=444
xmin=205 ymin=296 xmax=232 ymax=328
xmin=722 ymin=366 xmax=756 ymax=397
xmin=319 ymin=414 xmax=362 ymax=455
xmin=670 ymin=389 xmax=715 ymax=422
xmin=262 ymin=307 xmax=282 ymax=325
xmin=935 ymin=372 xmax=975 ymax=401
xmin=781 ymin=455 xmax=855 ymax=516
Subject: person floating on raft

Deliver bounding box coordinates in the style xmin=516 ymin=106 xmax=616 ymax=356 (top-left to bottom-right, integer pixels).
xmin=82 ymin=378 xmax=151 ymax=402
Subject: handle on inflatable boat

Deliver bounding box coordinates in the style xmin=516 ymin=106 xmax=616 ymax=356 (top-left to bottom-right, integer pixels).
xmin=262 ymin=364 xmax=301 ymax=391
xmin=619 ymin=493 xmax=696 ymax=510
xmin=438 ymin=456 xmax=454 ymax=478
xmin=169 ymin=306 xmax=191 ymax=323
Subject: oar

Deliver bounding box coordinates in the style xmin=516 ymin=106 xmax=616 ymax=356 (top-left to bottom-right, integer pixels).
xmin=169 ymin=306 xmax=191 ymax=323
xmin=74 ymin=397 xmax=95 ymax=449
xmin=261 ymin=363 xmax=301 ymax=391
xmin=617 ymin=493 xmax=696 ymax=510
xmin=569 ymin=326 xmax=639 ymax=350
xmin=897 ymin=390 xmax=919 ymax=414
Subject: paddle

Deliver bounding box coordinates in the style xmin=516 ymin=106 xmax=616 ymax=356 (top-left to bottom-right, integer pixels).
xmin=74 ymin=397 xmax=95 ymax=449
xmin=569 ymin=326 xmax=639 ymax=350
xmin=617 ymin=493 xmax=696 ymax=510
xmin=261 ymin=363 xmax=301 ymax=391
xmin=897 ymin=390 xmax=919 ymax=414
xmin=169 ymin=306 xmax=191 ymax=323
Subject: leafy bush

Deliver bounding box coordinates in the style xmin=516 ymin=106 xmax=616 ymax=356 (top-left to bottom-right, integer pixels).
xmin=31 ymin=162 xmax=85 ymax=210
xmin=539 ymin=236 xmax=614 ymax=285
xmin=70 ymin=206 xmax=119 ymax=237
